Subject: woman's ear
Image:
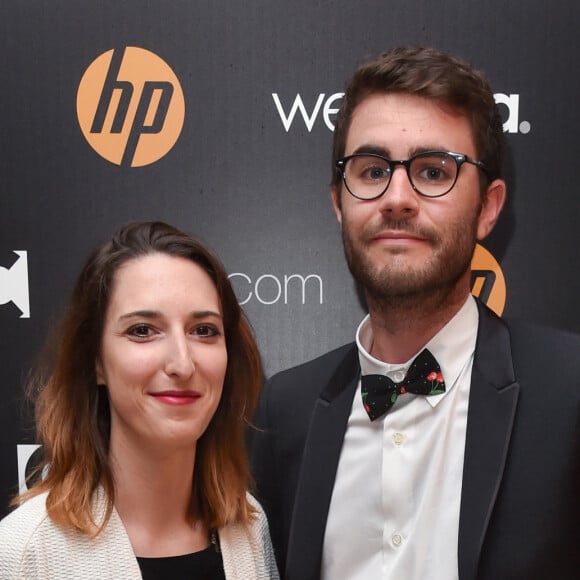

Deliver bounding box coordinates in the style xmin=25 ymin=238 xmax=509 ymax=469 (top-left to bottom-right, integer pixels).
xmin=95 ymin=359 xmax=105 ymax=385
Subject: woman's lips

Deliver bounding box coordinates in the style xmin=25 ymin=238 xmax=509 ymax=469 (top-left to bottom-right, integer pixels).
xmin=149 ymin=391 xmax=201 ymax=405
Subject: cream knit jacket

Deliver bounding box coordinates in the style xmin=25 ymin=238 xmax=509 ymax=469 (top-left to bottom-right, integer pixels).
xmin=0 ymin=491 xmax=279 ymax=579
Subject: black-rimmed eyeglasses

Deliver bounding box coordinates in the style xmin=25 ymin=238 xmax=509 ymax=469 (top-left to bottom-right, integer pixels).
xmin=335 ymin=150 xmax=487 ymax=199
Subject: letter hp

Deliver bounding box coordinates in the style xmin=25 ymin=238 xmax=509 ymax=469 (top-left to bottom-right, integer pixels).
xmin=77 ymin=46 xmax=185 ymax=167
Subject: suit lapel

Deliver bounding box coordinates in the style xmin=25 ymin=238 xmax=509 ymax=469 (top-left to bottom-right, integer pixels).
xmin=458 ymin=302 xmax=520 ymax=580
xmin=285 ymin=345 xmax=360 ymax=580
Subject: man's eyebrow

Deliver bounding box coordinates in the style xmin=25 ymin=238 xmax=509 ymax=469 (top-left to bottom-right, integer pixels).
xmin=408 ymin=145 xmax=448 ymax=157
xmin=350 ymin=145 xmax=448 ymax=159
xmin=351 ymin=144 xmax=390 ymax=157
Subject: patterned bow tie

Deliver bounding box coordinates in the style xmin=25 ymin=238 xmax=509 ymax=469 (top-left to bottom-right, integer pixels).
xmin=361 ymin=349 xmax=446 ymax=421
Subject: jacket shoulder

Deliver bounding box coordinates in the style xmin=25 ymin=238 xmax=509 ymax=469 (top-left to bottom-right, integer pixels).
xmin=0 ymin=492 xmax=143 ymax=578
xmin=504 ymin=318 xmax=580 ymax=409
xmin=506 ymin=318 xmax=580 ymax=371
xmin=219 ymin=493 xmax=280 ymax=579
xmin=0 ymin=493 xmax=50 ymax=577
xmin=507 ymin=318 xmax=580 ymax=351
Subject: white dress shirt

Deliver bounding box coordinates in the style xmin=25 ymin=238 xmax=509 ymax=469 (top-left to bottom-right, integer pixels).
xmin=322 ymin=295 xmax=479 ymax=580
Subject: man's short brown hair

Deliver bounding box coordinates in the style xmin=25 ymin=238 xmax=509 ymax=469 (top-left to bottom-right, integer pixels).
xmin=331 ymin=46 xmax=504 ymax=192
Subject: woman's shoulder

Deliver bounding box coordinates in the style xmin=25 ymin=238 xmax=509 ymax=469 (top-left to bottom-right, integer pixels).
xmin=245 ymin=492 xmax=271 ymax=536
xmin=0 ymin=492 xmax=51 ymax=539
xmin=0 ymin=492 xmax=143 ymax=578
xmin=0 ymin=493 xmax=51 ymax=576
xmin=246 ymin=492 xmax=264 ymax=514
xmin=218 ymin=493 xmax=280 ymax=579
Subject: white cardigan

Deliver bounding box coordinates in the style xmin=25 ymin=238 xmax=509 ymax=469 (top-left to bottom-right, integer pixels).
xmin=0 ymin=491 xmax=279 ymax=579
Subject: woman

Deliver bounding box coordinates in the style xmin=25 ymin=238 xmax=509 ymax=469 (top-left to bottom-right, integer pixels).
xmin=0 ymin=221 xmax=279 ymax=579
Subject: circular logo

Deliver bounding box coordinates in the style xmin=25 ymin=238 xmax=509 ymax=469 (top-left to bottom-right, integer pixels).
xmin=76 ymin=47 xmax=185 ymax=167
xmin=470 ymin=243 xmax=506 ymax=316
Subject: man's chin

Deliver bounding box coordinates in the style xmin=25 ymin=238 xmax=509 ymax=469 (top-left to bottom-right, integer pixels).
xmin=352 ymin=266 xmax=429 ymax=296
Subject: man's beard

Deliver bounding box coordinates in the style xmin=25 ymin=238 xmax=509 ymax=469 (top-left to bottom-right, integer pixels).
xmin=341 ymin=214 xmax=479 ymax=309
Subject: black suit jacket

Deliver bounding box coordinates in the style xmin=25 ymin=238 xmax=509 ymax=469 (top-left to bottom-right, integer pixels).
xmin=251 ymin=302 xmax=580 ymax=579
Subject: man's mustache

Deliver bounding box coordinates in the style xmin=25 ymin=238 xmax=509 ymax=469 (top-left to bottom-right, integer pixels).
xmin=362 ymin=218 xmax=439 ymax=242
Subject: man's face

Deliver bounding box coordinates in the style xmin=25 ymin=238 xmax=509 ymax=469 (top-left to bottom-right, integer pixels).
xmin=332 ymin=92 xmax=504 ymax=305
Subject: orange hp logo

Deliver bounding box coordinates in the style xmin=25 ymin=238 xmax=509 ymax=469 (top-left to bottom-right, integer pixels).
xmin=76 ymin=47 xmax=185 ymax=167
xmin=470 ymin=243 xmax=506 ymax=316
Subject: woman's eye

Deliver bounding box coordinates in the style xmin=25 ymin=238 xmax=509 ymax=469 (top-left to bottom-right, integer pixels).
xmin=127 ymin=324 xmax=152 ymax=338
xmin=194 ymin=324 xmax=219 ymax=337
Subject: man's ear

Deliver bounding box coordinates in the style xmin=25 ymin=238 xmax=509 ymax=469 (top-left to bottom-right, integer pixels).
xmin=477 ymin=179 xmax=506 ymax=240
xmin=331 ymin=186 xmax=343 ymax=225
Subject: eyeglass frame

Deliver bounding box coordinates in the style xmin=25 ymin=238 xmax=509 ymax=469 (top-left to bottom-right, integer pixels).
xmin=335 ymin=150 xmax=488 ymax=200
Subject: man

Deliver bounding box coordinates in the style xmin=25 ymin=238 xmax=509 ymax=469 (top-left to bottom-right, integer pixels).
xmin=251 ymin=46 xmax=580 ymax=580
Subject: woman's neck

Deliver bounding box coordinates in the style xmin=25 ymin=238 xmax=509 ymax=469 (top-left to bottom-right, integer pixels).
xmin=109 ymin=435 xmax=208 ymax=557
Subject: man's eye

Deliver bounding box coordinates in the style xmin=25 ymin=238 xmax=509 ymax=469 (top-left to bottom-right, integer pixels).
xmin=362 ymin=166 xmax=389 ymax=181
xmin=423 ymin=167 xmax=444 ymax=180
xmin=127 ymin=324 xmax=151 ymax=338
xmin=413 ymin=156 xmax=454 ymax=183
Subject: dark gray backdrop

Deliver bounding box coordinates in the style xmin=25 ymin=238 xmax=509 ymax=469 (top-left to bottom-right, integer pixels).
xmin=1 ymin=0 xmax=579 ymax=516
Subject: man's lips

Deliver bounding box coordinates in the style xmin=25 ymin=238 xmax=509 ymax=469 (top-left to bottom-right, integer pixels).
xmin=371 ymin=231 xmax=428 ymax=244
xmin=149 ymin=391 xmax=201 ymax=405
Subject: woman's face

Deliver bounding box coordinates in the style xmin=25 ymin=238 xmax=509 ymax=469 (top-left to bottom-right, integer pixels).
xmin=96 ymin=252 xmax=227 ymax=456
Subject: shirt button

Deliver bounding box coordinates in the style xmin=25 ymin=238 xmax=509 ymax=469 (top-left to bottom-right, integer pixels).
xmin=391 ymin=533 xmax=403 ymax=547
xmin=392 ymin=432 xmax=406 ymax=446
xmin=393 ymin=370 xmax=406 ymax=383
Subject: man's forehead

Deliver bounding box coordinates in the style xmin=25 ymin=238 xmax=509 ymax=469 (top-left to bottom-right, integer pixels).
xmin=346 ymin=92 xmax=476 ymax=155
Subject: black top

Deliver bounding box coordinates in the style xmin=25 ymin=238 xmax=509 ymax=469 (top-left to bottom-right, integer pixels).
xmin=137 ymin=544 xmax=226 ymax=580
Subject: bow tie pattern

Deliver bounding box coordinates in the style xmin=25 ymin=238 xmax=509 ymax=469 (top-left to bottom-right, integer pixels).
xmin=361 ymin=348 xmax=446 ymax=421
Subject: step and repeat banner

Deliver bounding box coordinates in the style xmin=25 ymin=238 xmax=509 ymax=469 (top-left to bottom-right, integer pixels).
xmin=1 ymin=1 xmax=579 ymax=516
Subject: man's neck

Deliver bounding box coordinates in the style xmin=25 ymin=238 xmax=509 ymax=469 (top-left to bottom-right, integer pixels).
xmin=365 ymin=286 xmax=470 ymax=364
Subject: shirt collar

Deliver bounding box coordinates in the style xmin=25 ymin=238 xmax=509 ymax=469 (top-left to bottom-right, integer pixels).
xmin=356 ymin=295 xmax=479 ymax=407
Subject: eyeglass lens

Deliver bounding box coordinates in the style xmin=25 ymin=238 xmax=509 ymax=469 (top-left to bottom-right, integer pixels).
xmin=343 ymin=153 xmax=459 ymax=198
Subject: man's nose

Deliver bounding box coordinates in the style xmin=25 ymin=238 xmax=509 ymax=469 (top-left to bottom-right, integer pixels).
xmin=376 ymin=164 xmax=420 ymax=215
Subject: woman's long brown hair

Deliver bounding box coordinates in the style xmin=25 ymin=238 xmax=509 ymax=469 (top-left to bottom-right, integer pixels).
xmin=17 ymin=221 xmax=263 ymax=535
